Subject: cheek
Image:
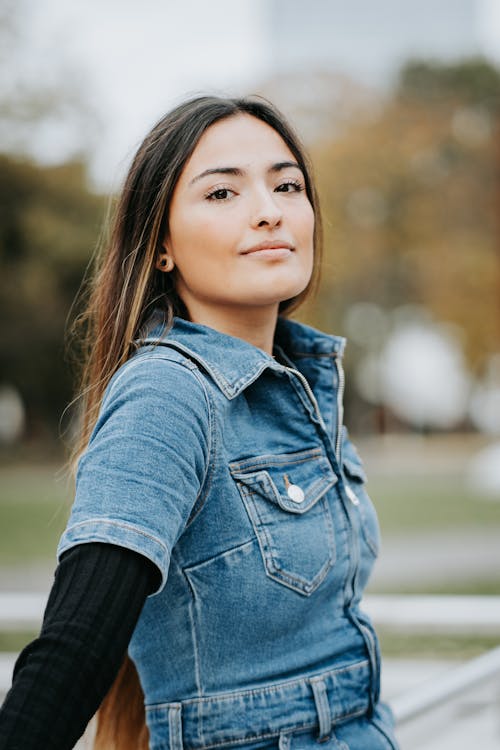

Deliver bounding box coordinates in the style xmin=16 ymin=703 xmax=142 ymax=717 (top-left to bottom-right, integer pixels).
xmin=168 ymin=216 xmax=208 ymax=270
xmin=303 ymin=204 xmax=316 ymax=238
xmin=299 ymin=206 xmax=315 ymax=270
xmin=169 ymin=215 xmax=237 ymax=288
xmin=170 ymin=206 xmax=236 ymax=256
xmin=291 ymin=199 xmax=315 ymax=242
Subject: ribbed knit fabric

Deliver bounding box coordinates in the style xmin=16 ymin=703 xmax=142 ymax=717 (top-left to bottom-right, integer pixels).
xmin=0 ymin=542 xmax=159 ymax=749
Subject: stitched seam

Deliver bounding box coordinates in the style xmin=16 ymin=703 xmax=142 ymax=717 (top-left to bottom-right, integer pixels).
xmin=146 ymin=659 xmax=369 ymax=705
xmin=266 ymin=550 xmax=333 ymax=591
xmin=184 ymin=561 xmax=203 ymax=740
xmin=246 ymin=475 xmax=335 ymax=515
xmin=231 ymin=454 xmax=322 ymax=473
xmin=168 ymin=708 xmax=174 ymax=750
xmin=122 ymin=350 xmax=216 ymax=528
xmin=322 ymin=498 xmax=337 ymax=566
xmin=230 ymin=361 xmax=274 ymax=393
xmin=107 ymin=352 xmax=190 ymax=398
xmin=183 ymin=538 xmax=255 ymax=574
xmin=101 ymin=354 xmax=215 ymax=524
xmin=185 ymin=366 xmax=217 ymax=527
xmin=238 ymin=486 xmax=276 ymax=582
xmin=60 ymin=518 xmax=170 ymax=556
xmin=146 ymin=707 xmax=368 ymax=749
xmin=196 ymin=723 xmax=317 ymax=749
xmin=194 ymin=704 xmax=367 ymax=749
xmin=174 ymin=561 xmax=205 ymax=744
xmin=285 ymin=373 xmax=318 ymax=421
xmin=148 ymin=337 xmax=266 ymax=398
xmin=229 ymin=448 xmax=322 ymax=473
xmin=238 ymin=487 xmax=335 ymax=592
xmin=150 ymin=340 xmax=236 ymax=398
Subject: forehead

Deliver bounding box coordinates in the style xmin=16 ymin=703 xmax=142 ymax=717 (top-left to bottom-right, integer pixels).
xmin=180 ymin=114 xmax=296 ymax=179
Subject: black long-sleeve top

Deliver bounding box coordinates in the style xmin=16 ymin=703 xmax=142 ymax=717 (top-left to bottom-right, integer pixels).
xmin=0 ymin=542 xmax=160 ymax=749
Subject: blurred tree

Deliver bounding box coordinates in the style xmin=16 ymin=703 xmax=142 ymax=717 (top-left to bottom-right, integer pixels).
xmin=304 ymin=57 xmax=500 ymax=376
xmin=398 ymin=57 xmax=500 ymax=112
xmin=0 ymin=0 xmax=104 ymax=443
xmin=0 ymin=155 xmax=106 ymax=439
xmin=0 ymin=0 xmax=100 ymax=168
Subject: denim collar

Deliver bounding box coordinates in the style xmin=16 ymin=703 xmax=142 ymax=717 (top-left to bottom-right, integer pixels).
xmin=141 ymin=314 xmax=346 ymax=400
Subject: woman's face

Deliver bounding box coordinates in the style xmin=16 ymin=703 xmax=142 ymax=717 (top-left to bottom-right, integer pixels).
xmin=163 ymin=113 xmax=315 ymax=321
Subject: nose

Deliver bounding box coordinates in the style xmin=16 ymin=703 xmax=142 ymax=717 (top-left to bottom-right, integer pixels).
xmin=250 ymin=188 xmax=283 ymax=228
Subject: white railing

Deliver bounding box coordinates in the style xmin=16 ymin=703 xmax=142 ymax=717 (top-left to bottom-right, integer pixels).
xmin=388 ymin=645 xmax=500 ymax=723
xmin=363 ymin=594 xmax=500 ymax=634
xmin=1 ymin=593 xmax=500 ymax=725
xmin=0 ymin=592 xmax=47 ymax=630
xmin=363 ymin=594 xmax=500 ymax=725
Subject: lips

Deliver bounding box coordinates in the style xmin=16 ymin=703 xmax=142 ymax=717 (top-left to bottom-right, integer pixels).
xmin=240 ymin=240 xmax=294 ymax=254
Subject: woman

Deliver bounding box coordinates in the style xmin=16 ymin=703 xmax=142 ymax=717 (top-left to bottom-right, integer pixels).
xmin=0 ymin=94 xmax=399 ymax=749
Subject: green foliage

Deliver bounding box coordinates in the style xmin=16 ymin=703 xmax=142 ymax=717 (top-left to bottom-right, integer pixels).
xmin=0 ymin=155 xmax=106 ymax=438
xmin=397 ymin=57 xmax=500 ymax=111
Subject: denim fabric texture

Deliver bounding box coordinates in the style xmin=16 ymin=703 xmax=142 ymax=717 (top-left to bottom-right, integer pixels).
xmin=57 ymin=315 xmax=399 ymax=750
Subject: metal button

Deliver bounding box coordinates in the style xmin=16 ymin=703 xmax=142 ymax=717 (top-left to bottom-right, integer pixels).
xmin=283 ymin=473 xmax=305 ymax=504
xmin=287 ymin=484 xmax=305 ymax=503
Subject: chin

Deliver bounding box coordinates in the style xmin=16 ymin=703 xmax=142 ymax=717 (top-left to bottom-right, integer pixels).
xmin=267 ymin=275 xmax=310 ymax=299
xmin=231 ymin=275 xmax=310 ymax=308
xmin=278 ymin=279 xmax=310 ymax=301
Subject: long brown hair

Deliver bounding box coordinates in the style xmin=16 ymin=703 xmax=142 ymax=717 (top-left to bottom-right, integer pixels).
xmin=70 ymin=94 xmax=324 ymax=749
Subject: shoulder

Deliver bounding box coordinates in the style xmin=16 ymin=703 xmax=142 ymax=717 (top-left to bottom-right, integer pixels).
xmin=93 ymin=346 xmax=212 ymax=437
xmin=107 ymin=345 xmax=209 ymax=404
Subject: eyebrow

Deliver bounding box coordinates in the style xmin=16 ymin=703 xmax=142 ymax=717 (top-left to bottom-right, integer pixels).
xmin=188 ymin=161 xmax=303 ymax=187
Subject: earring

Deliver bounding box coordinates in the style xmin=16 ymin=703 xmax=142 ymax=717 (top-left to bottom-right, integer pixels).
xmin=158 ymin=256 xmax=174 ymax=271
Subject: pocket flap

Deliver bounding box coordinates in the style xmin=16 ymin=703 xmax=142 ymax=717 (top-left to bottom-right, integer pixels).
xmin=229 ymin=448 xmax=338 ymax=514
xmin=342 ymin=455 xmax=367 ymax=483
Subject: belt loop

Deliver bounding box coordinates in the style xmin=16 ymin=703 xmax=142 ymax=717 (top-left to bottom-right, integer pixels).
xmin=168 ymin=703 xmax=183 ymax=750
xmin=310 ymin=678 xmax=331 ymax=742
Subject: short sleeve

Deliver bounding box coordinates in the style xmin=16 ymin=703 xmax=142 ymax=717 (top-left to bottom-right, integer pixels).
xmin=56 ymin=352 xmax=211 ymax=595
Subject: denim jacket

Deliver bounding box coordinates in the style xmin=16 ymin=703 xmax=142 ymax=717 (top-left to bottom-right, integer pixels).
xmin=57 ymin=315 xmax=392 ymax=750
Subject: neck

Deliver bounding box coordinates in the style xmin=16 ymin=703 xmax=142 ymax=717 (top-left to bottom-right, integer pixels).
xmin=184 ymin=302 xmax=280 ymax=356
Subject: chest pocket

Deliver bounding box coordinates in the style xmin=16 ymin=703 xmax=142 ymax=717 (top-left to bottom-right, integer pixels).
xmin=229 ymin=447 xmax=338 ymax=596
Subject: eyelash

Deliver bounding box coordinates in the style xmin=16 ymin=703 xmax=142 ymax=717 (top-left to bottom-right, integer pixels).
xmin=204 ymin=179 xmax=305 ymax=202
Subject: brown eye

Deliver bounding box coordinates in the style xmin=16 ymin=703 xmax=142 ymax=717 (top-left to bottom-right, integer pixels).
xmin=205 ymin=187 xmax=235 ymax=201
xmin=276 ymin=180 xmax=304 ymax=193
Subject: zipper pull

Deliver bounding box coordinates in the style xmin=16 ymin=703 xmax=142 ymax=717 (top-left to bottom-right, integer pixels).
xmin=345 ymin=483 xmax=360 ymax=506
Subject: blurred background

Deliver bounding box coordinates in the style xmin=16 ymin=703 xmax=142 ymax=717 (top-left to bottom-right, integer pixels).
xmin=1 ymin=0 xmax=500 ymax=747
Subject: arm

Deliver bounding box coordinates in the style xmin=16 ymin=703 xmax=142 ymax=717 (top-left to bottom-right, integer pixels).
xmin=0 ymin=542 xmax=159 ymax=750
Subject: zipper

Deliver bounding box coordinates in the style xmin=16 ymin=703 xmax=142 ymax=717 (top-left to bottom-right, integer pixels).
xmin=281 ymin=365 xmax=329 ymax=435
xmin=334 ymin=356 xmax=345 ymax=460
xmin=284 ymin=359 xmax=376 ymax=694
xmin=281 ymin=357 xmax=345 ymax=463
